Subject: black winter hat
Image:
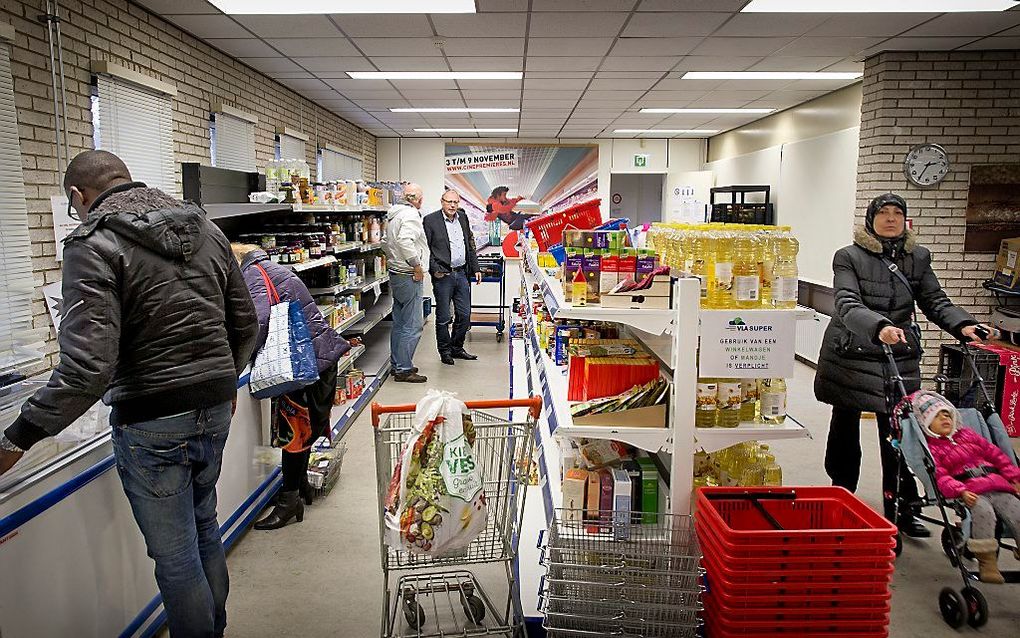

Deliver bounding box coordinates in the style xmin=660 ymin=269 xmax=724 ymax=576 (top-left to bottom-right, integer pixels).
xmin=865 ymin=192 xmax=908 ymax=236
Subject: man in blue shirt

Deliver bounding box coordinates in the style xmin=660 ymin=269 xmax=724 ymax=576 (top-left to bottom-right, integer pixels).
xmin=423 ymin=189 xmax=481 ymax=365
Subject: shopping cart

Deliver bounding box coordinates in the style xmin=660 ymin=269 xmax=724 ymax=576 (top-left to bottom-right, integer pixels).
xmin=372 ymin=397 xmax=542 ymax=638
xmin=470 ymin=254 xmax=507 ymax=342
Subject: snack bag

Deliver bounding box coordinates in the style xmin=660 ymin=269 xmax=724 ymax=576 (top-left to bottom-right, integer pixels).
xmin=384 ymin=390 xmax=487 ymax=556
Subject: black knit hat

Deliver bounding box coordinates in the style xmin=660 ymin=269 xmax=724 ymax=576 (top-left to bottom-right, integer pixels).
xmin=865 ymin=192 xmax=908 ymax=236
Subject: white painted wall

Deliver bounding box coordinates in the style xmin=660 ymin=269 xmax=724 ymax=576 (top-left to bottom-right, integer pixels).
xmin=611 ymin=139 xmax=668 ymax=173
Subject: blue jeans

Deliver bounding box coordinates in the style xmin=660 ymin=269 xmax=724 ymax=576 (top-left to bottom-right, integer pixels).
xmin=389 ymin=272 xmax=424 ymax=374
xmin=111 ymin=402 xmax=232 ymax=638
xmin=433 ymin=270 xmax=471 ymax=355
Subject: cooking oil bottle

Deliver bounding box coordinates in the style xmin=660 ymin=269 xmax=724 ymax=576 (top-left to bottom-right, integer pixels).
xmin=758 ymin=230 xmax=775 ymax=308
xmin=759 ymin=378 xmax=788 ymax=424
xmin=696 ymin=378 xmax=719 ymax=428
xmin=717 ymin=379 xmax=742 ymax=428
xmin=708 ymin=229 xmax=735 ymax=308
xmin=740 ymin=379 xmax=758 ymax=422
xmin=771 ymin=232 xmax=800 ymax=309
xmin=690 ymin=230 xmax=710 ymax=305
xmin=732 ymin=234 xmax=761 ymax=308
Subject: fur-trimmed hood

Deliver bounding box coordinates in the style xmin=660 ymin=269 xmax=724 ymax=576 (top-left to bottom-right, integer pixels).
xmin=852 ymin=224 xmax=917 ymax=255
xmin=66 ymin=182 xmax=207 ymax=261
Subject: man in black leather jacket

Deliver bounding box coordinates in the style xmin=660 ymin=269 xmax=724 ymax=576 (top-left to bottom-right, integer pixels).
xmin=0 ymin=150 xmax=258 ymax=638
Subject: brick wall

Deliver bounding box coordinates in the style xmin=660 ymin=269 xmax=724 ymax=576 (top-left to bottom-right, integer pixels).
xmin=1 ymin=0 xmax=376 ymax=374
xmin=856 ymin=50 xmax=1020 ymax=373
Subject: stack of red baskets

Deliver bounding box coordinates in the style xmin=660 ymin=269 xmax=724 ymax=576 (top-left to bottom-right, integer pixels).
xmin=695 ymin=486 xmax=897 ymax=638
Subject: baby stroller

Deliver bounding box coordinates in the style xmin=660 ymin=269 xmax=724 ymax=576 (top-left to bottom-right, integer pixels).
xmin=884 ymin=337 xmax=1020 ymax=629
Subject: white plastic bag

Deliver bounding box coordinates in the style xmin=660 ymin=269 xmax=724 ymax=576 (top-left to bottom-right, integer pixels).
xmin=384 ymin=390 xmax=487 ymax=556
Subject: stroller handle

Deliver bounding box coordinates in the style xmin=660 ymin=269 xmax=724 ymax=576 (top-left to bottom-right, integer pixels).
xmin=882 ymin=343 xmax=912 ymax=405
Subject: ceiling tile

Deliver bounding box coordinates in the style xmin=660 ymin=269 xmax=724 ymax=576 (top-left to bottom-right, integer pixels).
xmin=532 ymin=0 xmax=631 ymax=10
xmin=234 ymin=16 xmax=343 ymax=38
xmin=165 ymin=15 xmax=250 ymax=39
xmin=327 ymin=87 xmax=404 ymax=99
xmin=712 ymin=13 xmax=829 ymax=38
xmin=238 ymin=57 xmax=303 ymax=74
xmin=588 ymin=78 xmax=658 ymax=91
xmin=386 ymin=98 xmax=461 ymax=108
xmin=353 ymin=38 xmax=443 ymax=57
xmin=807 ymin=13 xmax=936 ymax=37
xmin=653 ymin=79 xmax=724 ymax=91
xmin=477 ymin=0 xmax=529 ymax=12
xmin=297 ymin=59 xmax=371 ymax=74
xmin=610 ymin=37 xmax=702 ymax=57
xmin=599 ymin=57 xmax=680 ymax=72
xmin=960 ymin=36 xmax=1020 ymax=50
xmin=670 ymin=56 xmax=761 ymax=73
xmin=635 ymin=90 xmax=707 ymax=104
xmin=329 ymin=14 xmax=433 ymax=36
xmin=398 ymin=89 xmax=465 ymax=100
xmin=268 ymin=71 xmax=316 ymax=80
xmin=441 ymin=38 xmax=526 ymax=57
xmin=350 ymin=99 xmax=409 ymax=109
xmin=206 ymin=38 xmax=278 ymax=59
xmin=903 ymin=13 xmax=1020 ymax=38
xmin=372 ymin=57 xmax=451 ymax=71
xmin=638 ymin=0 xmax=746 ymax=9
xmin=771 ymin=78 xmax=859 ymax=91
xmin=748 ymin=56 xmax=844 ymax=72
xmin=462 ymin=90 xmax=522 ymax=100
xmin=526 ymin=57 xmax=603 ymax=72
xmin=466 ymin=99 xmax=526 ymax=108
xmin=863 ymin=36 xmax=979 ymax=53
xmin=524 ymin=78 xmax=591 ymax=90
xmin=624 ymin=13 xmax=730 ymax=37
xmin=448 ymin=57 xmax=525 ymax=71
xmin=137 ymin=0 xmax=218 ymax=14
xmin=527 ymin=38 xmax=614 ymax=57
xmin=583 ymin=89 xmax=644 ymax=100
xmin=690 ymin=37 xmax=797 ymax=57
xmin=278 ymin=78 xmax=330 ymax=92
xmin=747 ymin=90 xmax=830 ymax=108
xmin=389 ymin=79 xmax=460 ymax=90
xmin=820 ymin=59 xmax=866 ymax=73
xmin=775 ymin=37 xmax=885 ymax=57
xmin=434 ymin=13 xmax=528 ymax=37
xmin=456 ymin=80 xmax=522 ymax=91
xmin=713 ymin=79 xmax=797 ymax=91
xmin=522 ymin=89 xmax=585 ymax=100
xmin=595 ymin=71 xmax=664 ymax=79
xmin=529 ymin=12 xmax=628 ymax=37
xmin=266 ymin=38 xmax=360 ymax=57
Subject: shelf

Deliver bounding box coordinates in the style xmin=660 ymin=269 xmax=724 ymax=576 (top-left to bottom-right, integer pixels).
xmin=984 ymin=280 xmax=1020 ymax=297
xmin=360 ymin=243 xmax=383 ymax=252
xmin=284 ymin=255 xmax=336 ymax=273
xmin=317 ymin=304 xmax=334 ymax=317
xmin=334 ymin=310 xmax=365 ymax=333
xmin=298 ymin=205 xmax=388 ymax=214
xmin=203 ymin=202 xmax=292 ymax=219
xmin=694 ymin=416 xmax=810 ymax=454
xmin=336 ymin=344 xmax=366 ymax=374
xmin=344 ymin=294 xmax=392 ymax=335
xmin=334 ymin=242 xmax=362 ymax=254
xmin=308 ymin=272 xmax=386 ymax=296
xmin=554 ymin=424 xmax=672 ymax=453
xmin=360 ymin=273 xmax=389 ymax=292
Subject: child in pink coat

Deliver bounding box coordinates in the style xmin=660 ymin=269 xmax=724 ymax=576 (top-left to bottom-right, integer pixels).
xmin=915 ymin=390 xmax=1020 ymax=584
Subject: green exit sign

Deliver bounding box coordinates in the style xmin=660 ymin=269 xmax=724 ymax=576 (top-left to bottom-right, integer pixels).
xmin=633 ymin=154 xmax=648 ymax=168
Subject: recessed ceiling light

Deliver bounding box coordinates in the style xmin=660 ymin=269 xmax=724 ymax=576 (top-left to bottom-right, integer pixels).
xmin=391 ymin=107 xmax=520 ymax=113
xmin=414 ymin=128 xmax=519 ymax=133
xmin=348 ymin=72 xmax=522 ymax=80
xmin=209 ymin=0 xmax=475 ymax=14
xmin=742 ymin=0 xmax=1014 ymax=11
xmin=614 ymin=129 xmax=719 ymax=135
xmin=682 ymin=71 xmax=862 ymax=80
xmin=639 ymin=108 xmax=775 ymax=114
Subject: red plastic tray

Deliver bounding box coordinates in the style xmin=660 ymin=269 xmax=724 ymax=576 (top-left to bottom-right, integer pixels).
xmin=701 ymin=545 xmax=894 ymax=593
xmin=704 ymin=593 xmax=891 ymax=620
xmin=704 ymin=575 xmax=892 ymax=611
xmin=706 ymin=618 xmax=888 ymax=638
xmin=703 ymin=597 xmax=889 ymax=634
xmin=696 ymin=487 xmax=897 ymax=547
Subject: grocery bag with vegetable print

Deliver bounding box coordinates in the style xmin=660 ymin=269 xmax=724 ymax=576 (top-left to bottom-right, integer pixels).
xmin=384 ymin=390 xmax=487 ymax=556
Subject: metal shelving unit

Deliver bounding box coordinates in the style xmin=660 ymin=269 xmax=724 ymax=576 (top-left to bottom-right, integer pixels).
xmin=203 ymin=202 xmax=292 ymax=220
xmin=334 ymin=310 xmax=365 ymax=334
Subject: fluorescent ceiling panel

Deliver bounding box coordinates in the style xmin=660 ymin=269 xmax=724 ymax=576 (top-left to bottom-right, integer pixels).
xmin=741 ymin=0 xmax=1014 ymax=10
xmin=414 ymin=128 xmax=518 ymax=132
xmin=615 ymin=129 xmax=719 ymax=134
xmin=209 ymin=0 xmax=475 ymax=14
xmin=640 ymin=108 xmax=775 ymax=114
xmin=682 ymin=71 xmax=862 ymax=80
xmin=391 ymin=108 xmax=520 ymax=113
xmin=348 ymin=71 xmax=522 ymax=80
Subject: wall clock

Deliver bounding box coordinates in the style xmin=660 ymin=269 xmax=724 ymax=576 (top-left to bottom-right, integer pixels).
xmin=903 ymin=143 xmax=950 ymax=188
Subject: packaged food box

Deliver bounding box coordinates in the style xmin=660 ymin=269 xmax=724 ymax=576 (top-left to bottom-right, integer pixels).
xmin=585 ymin=471 xmax=602 ymax=531
xmin=993 ymin=237 xmax=1020 ymax=289
xmin=637 ymin=457 xmax=659 ymax=524
xmin=612 ymin=468 xmax=632 ymax=540
xmin=622 ymin=460 xmax=643 ymax=524
xmin=580 ymin=439 xmax=630 ymax=468
xmin=562 ymin=468 xmax=588 ymax=522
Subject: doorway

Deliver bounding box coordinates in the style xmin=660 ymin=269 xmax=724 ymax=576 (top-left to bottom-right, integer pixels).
xmin=609 ymin=173 xmax=664 ymax=226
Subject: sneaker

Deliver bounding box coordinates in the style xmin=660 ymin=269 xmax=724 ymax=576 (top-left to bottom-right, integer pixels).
xmin=394 ymin=371 xmax=427 ymax=383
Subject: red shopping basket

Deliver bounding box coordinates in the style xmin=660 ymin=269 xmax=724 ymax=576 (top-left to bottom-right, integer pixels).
xmin=524 ymin=199 xmax=602 ymax=251
xmin=704 ymin=592 xmax=891 ymax=620
xmin=704 ymin=596 xmax=889 ymax=635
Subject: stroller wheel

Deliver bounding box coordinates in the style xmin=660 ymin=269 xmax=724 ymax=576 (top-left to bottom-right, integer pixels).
xmin=894 ymin=532 xmax=903 ymax=557
xmin=962 ymin=587 xmax=989 ymax=628
xmin=939 ymin=587 xmax=968 ymax=629
xmin=941 ymin=527 xmax=962 ymax=566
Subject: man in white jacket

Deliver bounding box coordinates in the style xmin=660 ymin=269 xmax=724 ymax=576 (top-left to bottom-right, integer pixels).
xmin=384 ymin=183 xmax=429 ymax=383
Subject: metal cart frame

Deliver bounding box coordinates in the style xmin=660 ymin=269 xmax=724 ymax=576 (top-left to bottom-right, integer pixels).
xmin=470 ymin=254 xmax=507 ymax=342
xmin=372 ymin=397 xmax=542 ymax=638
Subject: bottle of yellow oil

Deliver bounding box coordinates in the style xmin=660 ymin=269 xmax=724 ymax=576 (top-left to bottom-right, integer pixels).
xmin=708 ymin=229 xmax=734 ymax=308
xmin=759 ymin=378 xmax=788 ymax=424
xmin=758 ymin=231 xmax=775 ymax=308
xmin=696 ymin=378 xmax=719 ymax=428
xmin=689 ymin=230 xmax=709 ymax=305
xmin=771 ymin=232 xmax=800 ymax=309
xmin=716 ymin=379 xmax=742 ymax=428
xmin=740 ymin=379 xmax=759 ymax=422
xmin=732 ymin=234 xmax=761 ymax=308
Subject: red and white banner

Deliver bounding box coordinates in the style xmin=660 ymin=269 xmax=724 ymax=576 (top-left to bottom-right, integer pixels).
xmin=974 ymin=342 xmax=1020 ymax=437
xmin=445 ymin=151 xmax=517 ymax=174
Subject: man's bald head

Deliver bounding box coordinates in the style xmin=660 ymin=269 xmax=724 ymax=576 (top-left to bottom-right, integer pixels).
xmin=403 ymin=183 xmax=424 ymax=210
xmin=64 ymin=150 xmax=132 ymax=197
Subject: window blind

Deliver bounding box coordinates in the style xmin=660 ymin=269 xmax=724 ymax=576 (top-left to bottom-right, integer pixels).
xmin=93 ymin=74 xmax=175 ymax=194
xmin=277 ymin=133 xmax=306 ymax=161
xmin=211 ymin=111 xmax=256 ymax=172
xmin=0 ymin=40 xmax=43 ymax=370
xmin=319 ymin=146 xmax=364 ymax=182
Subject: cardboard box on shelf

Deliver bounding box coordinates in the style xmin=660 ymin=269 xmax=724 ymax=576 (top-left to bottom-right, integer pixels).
xmin=993 ymin=237 xmax=1020 ymax=289
xmin=601 ymin=276 xmax=672 ymax=310
xmin=571 ymin=403 xmax=667 ymax=428
xmin=636 ymin=457 xmax=660 ymax=524
xmin=612 ymin=468 xmax=633 ymax=540
xmin=562 ymin=468 xmax=588 ymax=522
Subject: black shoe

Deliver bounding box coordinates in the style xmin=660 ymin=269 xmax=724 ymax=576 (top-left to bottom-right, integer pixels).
xmin=451 ymin=349 xmax=478 ymax=360
xmin=898 ymin=515 xmax=931 ymax=538
xmin=254 ymin=490 xmax=304 ymax=530
xmin=299 ymin=480 xmax=314 ymax=506
xmin=441 ymin=354 xmax=455 ymax=365
xmin=394 ymin=371 xmax=428 ymax=383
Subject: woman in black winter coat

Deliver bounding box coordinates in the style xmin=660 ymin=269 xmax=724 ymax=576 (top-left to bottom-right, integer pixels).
xmin=814 ymin=193 xmax=991 ymax=535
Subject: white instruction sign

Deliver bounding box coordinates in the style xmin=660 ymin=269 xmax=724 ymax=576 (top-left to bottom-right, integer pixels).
xmin=699 ymin=310 xmax=796 ymax=379
xmin=50 ymin=194 xmax=78 ymax=261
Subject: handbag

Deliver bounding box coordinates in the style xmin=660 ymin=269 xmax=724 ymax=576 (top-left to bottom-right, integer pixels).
xmin=249 ymin=264 xmax=319 ymax=399
xmin=270 ymin=395 xmax=314 ymax=452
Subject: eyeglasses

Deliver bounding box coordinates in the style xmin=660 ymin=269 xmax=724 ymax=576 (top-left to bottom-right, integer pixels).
xmin=66 ymin=189 xmax=81 ymax=222
xmin=441 ymin=199 xmax=460 ymax=204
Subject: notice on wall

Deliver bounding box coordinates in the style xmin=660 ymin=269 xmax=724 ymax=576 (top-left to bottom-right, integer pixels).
xmin=445 ymin=150 xmax=517 ymax=174
xmin=42 ymin=281 xmax=63 ymax=333
xmin=699 ymin=310 xmax=796 ymax=379
xmin=51 ymin=194 xmax=77 ymax=262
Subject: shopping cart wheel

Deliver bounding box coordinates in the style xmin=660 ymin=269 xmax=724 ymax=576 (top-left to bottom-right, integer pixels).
xmin=402 ymin=596 xmax=425 ymax=629
xmin=894 ymin=532 xmax=903 ymax=557
xmin=497 ymin=332 xmax=504 ymax=343
xmin=938 ymin=587 xmax=968 ymax=629
xmin=461 ymin=595 xmax=486 ymax=624
xmin=941 ymin=527 xmax=962 ymax=566
xmin=962 ymin=587 xmax=988 ymax=628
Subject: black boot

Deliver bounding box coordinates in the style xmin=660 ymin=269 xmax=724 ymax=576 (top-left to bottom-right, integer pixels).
xmin=254 ymin=490 xmax=304 ymax=530
xmin=299 ymin=480 xmax=314 ymax=506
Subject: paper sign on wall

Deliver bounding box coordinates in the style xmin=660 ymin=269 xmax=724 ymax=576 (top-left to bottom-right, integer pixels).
xmin=699 ymin=310 xmax=796 ymax=379
xmin=42 ymin=281 xmax=63 ymax=333
xmin=50 ymin=194 xmax=78 ymax=262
